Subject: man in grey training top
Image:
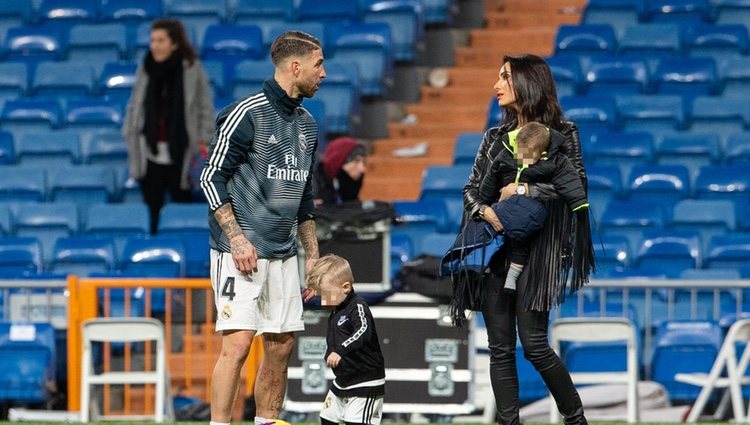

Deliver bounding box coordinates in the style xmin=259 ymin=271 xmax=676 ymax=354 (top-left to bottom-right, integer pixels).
xmin=200 ymin=31 xmax=326 ymax=425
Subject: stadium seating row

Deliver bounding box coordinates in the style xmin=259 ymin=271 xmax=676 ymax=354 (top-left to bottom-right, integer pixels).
xmin=548 ymin=55 xmax=750 ymax=98
xmin=583 ymin=0 xmax=750 ymax=35
xmin=555 ymin=22 xmax=750 ymax=61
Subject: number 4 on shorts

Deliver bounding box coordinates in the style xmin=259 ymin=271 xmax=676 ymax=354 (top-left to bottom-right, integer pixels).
xmin=221 ymin=277 xmax=236 ymax=301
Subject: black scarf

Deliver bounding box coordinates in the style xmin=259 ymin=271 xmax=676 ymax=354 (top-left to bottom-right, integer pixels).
xmin=335 ymin=169 xmax=363 ymax=203
xmin=142 ymin=52 xmax=188 ymax=164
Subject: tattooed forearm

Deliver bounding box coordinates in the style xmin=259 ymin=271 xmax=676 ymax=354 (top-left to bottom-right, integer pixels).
xmin=299 ymin=220 xmax=319 ymax=259
xmin=214 ymin=203 xmax=243 ymax=239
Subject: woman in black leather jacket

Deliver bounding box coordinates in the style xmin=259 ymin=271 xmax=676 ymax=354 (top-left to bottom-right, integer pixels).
xmin=463 ymin=54 xmax=594 ymax=425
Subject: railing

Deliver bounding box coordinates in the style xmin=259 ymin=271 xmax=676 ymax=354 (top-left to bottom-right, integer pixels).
xmin=65 ymin=276 xmax=262 ymax=416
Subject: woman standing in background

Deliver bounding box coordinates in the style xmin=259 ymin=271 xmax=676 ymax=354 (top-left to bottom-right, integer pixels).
xmin=123 ymin=18 xmax=215 ymax=234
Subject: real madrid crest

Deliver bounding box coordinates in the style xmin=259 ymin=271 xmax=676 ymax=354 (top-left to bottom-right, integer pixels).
xmin=298 ymin=133 xmax=306 ymax=149
xmin=221 ymin=304 xmax=232 ymax=320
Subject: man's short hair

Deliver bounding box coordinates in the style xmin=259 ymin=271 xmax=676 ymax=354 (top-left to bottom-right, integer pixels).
xmin=270 ymin=31 xmax=322 ymax=66
xmin=516 ymin=121 xmax=550 ymax=156
xmin=306 ymin=254 xmax=354 ymax=291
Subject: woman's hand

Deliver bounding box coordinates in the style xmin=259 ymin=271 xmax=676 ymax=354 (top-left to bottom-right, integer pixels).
xmin=499 ymin=183 xmax=518 ymax=201
xmin=482 ymin=206 xmax=504 ymax=232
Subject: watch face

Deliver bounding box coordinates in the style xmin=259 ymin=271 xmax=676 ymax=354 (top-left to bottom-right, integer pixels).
xmin=516 ymin=185 xmax=526 ymax=195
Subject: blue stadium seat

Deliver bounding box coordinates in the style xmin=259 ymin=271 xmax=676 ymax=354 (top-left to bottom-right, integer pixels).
xmin=560 ymin=95 xmax=617 ymax=133
xmin=421 ymin=0 xmax=454 ymax=23
xmin=586 ymin=164 xmax=622 ymax=222
xmin=582 ymin=56 xmax=649 ymax=95
xmin=655 ymin=132 xmax=721 ymax=184
xmin=298 ymin=0 xmax=360 ymax=22
xmin=37 ymin=0 xmax=98 ymax=30
xmin=713 ymin=0 xmax=750 ymax=27
xmin=166 ymin=0 xmax=225 ymax=45
xmin=65 ymin=98 xmax=123 ymax=145
xmin=390 ymin=232 xmax=413 ymax=278
xmin=315 ymin=60 xmax=360 ymax=134
xmin=683 ymin=24 xmax=749 ymax=63
xmin=231 ymin=60 xmax=274 ymax=99
xmin=0 ymin=204 xmax=10 ymax=236
xmin=327 ymin=23 xmax=393 ymax=97
xmin=486 ymin=96 xmax=502 ymax=130
xmin=301 ymin=98 xmax=327 ymax=149
xmin=14 ymin=202 xmax=79 ymax=261
xmin=67 ymin=24 xmax=128 ymax=77
xmin=592 ymin=234 xmax=630 ymax=276
xmin=695 ymin=165 xmax=749 ymax=202
xmin=704 ymin=234 xmax=750 ymax=271
xmin=201 ymin=24 xmax=264 ymax=77
xmin=0 ymin=237 xmax=42 ymax=276
xmin=651 ymin=320 xmax=723 ymax=403
xmin=0 ymin=167 xmax=46 ymax=202
xmin=393 ymin=199 xmax=450 ymax=255
xmin=31 ymin=61 xmax=95 ymax=101
xmin=0 ymin=2 xmax=32 ymax=43
xmin=618 ymin=24 xmax=682 ymax=59
xmin=652 ymin=57 xmax=719 ymax=99
xmin=672 ymin=199 xmax=736 ymax=253
xmin=232 ymin=0 xmax=294 ymax=45
xmin=453 ymin=132 xmax=484 ymax=165
xmin=599 ymin=199 xmax=665 ymax=251
xmin=689 ymin=97 xmax=749 ymax=134
xmin=420 ymin=164 xmax=471 ymax=201
xmin=642 ymin=0 xmax=711 ymax=25
xmin=553 ymin=24 xmax=617 ymax=58
xmin=17 ymin=132 xmax=81 ymax=167
xmin=84 ymin=203 xmax=149 ymax=249
xmin=546 ymin=56 xmax=583 ymax=97
xmin=97 ymin=287 xmax=145 ymax=318
xmin=0 ymin=99 xmax=62 ymax=139
xmin=101 ymin=0 xmax=162 ymax=36
xmin=85 ymin=131 xmax=127 ymax=168
xmin=616 ymin=95 xmax=685 ymax=135
xmin=582 ymin=0 xmax=644 ymax=37
xmin=419 ymin=232 xmax=455 ymax=257
xmin=50 ymin=236 xmax=116 ymax=277
xmin=0 ymin=322 xmax=55 ymax=403
xmin=588 ymin=131 xmax=654 ymax=181
xmin=3 ymin=26 xmax=65 ymax=65
xmin=625 ymin=164 xmax=690 ymax=209
xmin=363 ymin=0 xmax=424 ymax=62
xmin=49 ymin=166 xmax=114 ymax=205
xmin=0 ymin=62 xmax=28 ymax=105
xmin=201 ymin=59 xmax=225 ymax=97
xmin=99 ymin=61 xmax=137 ymax=103
xmin=0 ymin=131 xmax=13 ymax=165
xmin=633 ymin=229 xmax=700 ymax=278
xmin=720 ymin=57 xmax=750 ymax=98
xmin=118 ymin=167 xmax=142 ymax=203
xmin=266 ymin=22 xmax=326 ymax=52
xmin=120 ymin=236 xmax=186 ymax=277
xmin=157 ymin=204 xmax=209 ymax=278
xmin=726 ymin=132 xmax=750 ymax=164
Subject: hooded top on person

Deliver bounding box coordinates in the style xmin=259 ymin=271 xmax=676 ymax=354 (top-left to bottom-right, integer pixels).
xmin=314 ymin=137 xmax=368 ymax=205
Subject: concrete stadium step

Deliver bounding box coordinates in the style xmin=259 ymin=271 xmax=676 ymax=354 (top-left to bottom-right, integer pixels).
xmin=446 ymin=67 xmax=502 ymax=87
xmin=492 ymin=0 xmax=586 ymax=13
xmin=485 ymin=11 xmax=580 ymax=28
xmin=469 ymin=28 xmax=557 ymax=50
xmin=456 ymin=44 xmax=554 ymax=67
xmin=371 ymin=137 xmax=456 ymax=158
xmin=367 ymin=156 xmax=451 ymax=179
xmin=419 ymin=85 xmax=493 ymax=105
xmin=388 ymin=120 xmax=484 ymax=139
xmin=360 ymin=176 xmax=422 ymax=201
xmin=404 ymin=103 xmax=489 ymax=123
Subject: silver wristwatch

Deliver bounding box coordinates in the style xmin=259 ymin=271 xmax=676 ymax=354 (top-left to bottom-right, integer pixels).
xmin=516 ymin=184 xmax=526 ymax=196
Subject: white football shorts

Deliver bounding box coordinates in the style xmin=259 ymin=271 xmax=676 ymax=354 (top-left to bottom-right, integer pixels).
xmin=320 ymin=391 xmax=383 ymax=425
xmin=210 ymin=249 xmax=304 ymax=335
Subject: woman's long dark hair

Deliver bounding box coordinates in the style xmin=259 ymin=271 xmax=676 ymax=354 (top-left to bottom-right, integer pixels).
xmin=151 ymin=18 xmax=197 ymax=65
xmin=499 ymin=54 xmax=566 ymax=131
